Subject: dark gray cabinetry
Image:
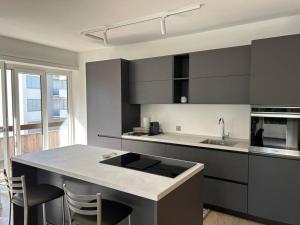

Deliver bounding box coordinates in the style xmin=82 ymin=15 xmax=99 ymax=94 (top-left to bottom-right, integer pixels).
xmin=129 ymin=56 xmax=173 ymax=82
xmin=86 ymin=59 xmax=140 ymax=148
xmin=122 ymin=139 xmax=248 ymax=182
xmin=129 ymin=56 xmax=173 ymax=104
xmin=204 ymin=178 xmax=247 ymax=213
xmin=122 ymin=139 xmax=248 ymax=213
xmin=189 ymin=75 xmax=249 ymax=104
xmin=190 ymin=46 xmax=250 ymax=78
xmin=129 ymin=80 xmax=172 ymax=104
xmin=189 ymin=46 xmax=250 ymax=104
xmin=250 ymin=34 xmax=300 ymax=106
xmin=93 ymin=136 xmax=122 ymax=150
xmin=248 ymin=155 xmax=300 ymax=225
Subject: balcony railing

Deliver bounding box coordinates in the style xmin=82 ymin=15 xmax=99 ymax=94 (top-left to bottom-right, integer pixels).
xmin=0 ymin=120 xmax=68 ymax=161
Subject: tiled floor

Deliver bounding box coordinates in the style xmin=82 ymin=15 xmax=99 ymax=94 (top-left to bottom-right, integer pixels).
xmin=0 ymin=191 xmax=263 ymax=225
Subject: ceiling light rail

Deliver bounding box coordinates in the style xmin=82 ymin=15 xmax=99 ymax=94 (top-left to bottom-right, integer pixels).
xmin=81 ymin=3 xmax=205 ymax=45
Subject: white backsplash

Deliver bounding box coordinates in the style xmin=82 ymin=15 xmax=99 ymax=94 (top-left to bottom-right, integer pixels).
xmin=141 ymin=104 xmax=251 ymax=139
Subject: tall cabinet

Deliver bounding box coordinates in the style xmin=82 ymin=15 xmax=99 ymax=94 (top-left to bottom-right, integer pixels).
xmin=86 ymin=59 xmax=140 ymax=149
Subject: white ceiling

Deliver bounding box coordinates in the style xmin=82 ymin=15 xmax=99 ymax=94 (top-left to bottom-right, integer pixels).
xmin=0 ymin=0 xmax=300 ymax=52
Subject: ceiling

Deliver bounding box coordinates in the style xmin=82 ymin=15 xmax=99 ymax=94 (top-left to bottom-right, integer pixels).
xmin=0 ymin=0 xmax=300 ymax=52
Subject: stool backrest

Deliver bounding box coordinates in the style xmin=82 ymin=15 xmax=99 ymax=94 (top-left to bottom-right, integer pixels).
xmin=4 ymin=170 xmax=28 ymax=206
xmin=63 ymin=184 xmax=101 ymax=225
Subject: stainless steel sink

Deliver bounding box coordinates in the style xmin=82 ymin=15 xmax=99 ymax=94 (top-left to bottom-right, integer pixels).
xmin=200 ymin=139 xmax=237 ymax=147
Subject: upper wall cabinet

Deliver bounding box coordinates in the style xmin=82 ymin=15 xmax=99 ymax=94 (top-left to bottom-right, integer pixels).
xmin=129 ymin=56 xmax=173 ymax=82
xmin=189 ymin=46 xmax=251 ymax=104
xmin=190 ymin=46 xmax=250 ymax=78
xmin=250 ymin=34 xmax=300 ymax=106
xmin=129 ymin=56 xmax=173 ymax=104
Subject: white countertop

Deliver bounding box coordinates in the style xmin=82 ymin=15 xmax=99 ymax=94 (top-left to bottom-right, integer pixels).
xmin=122 ymin=132 xmax=249 ymax=153
xmin=12 ymin=144 xmax=204 ymax=201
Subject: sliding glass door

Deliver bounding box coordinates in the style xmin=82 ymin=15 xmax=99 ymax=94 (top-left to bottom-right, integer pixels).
xmin=14 ymin=69 xmax=44 ymax=155
xmin=0 ymin=63 xmax=73 ymax=172
xmin=47 ymin=73 xmax=70 ymax=148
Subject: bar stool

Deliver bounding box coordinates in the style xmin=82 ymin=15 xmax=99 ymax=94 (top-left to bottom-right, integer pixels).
xmin=4 ymin=170 xmax=65 ymax=225
xmin=63 ymin=184 xmax=132 ymax=225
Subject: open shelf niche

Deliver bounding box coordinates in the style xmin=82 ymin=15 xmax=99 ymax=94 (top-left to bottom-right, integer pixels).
xmin=173 ymin=54 xmax=189 ymax=103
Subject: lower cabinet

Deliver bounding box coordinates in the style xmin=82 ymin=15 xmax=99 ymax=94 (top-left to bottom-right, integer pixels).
xmin=122 ymin=139 xmax=248 ymax=213
xmin=92 ymin=136 xmax=122 ymax=150
xmin=248 ymin=155 xmax=300 ymax=225
xmin=204 ymin=177 xmax=248 ymax=213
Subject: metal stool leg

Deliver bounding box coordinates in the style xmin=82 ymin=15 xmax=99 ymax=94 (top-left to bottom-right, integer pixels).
xmin=128 ymin=214 xmax=131 ymax=225
xmin=9 ymin=202 xmax=12 ymax=225
xmin=42 ymin=203 xmax=47 ymax=225
xmin=24 ymin=206 xmax=28 ymax=225
xmin=62 ymin=196 xmax=65 ymax=225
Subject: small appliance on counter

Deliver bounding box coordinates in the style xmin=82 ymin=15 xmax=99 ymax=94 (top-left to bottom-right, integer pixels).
xmin=149 ymin=122 xmax=161 ymax=136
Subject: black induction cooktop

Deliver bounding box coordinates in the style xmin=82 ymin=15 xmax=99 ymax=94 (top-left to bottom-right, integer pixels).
xmin=101 ymin=153 xmax=196 ymax=178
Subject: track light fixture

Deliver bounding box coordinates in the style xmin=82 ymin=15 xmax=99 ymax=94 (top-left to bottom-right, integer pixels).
xmin=81 ymin=3 xmax=205 ymax=44
xmin=103 ymin=29 xmax=108 ymax=45
xmin=160 ymin=16 xmax=167 ymax=35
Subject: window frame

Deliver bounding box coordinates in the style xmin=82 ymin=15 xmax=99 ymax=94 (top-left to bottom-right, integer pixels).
xmin=6 ymin=63 xmax=73 ymax=153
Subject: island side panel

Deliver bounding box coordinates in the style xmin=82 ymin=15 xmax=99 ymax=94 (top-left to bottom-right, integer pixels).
xmin=37 ymin=168 xmax=157 ymax=225
xmin=156 ymin=171 xmax=203 ymax=225
xmin=12 ymin=161 xmax=38 ymax=225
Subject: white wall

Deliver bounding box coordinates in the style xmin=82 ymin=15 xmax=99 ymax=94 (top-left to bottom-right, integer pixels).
xmin=0 ymin=35 xmax=78 ymax=69
xmin=141 ymin=104 xmax=250 ymax=139
xmin=73 ymin=14 xmax=300 ymax=144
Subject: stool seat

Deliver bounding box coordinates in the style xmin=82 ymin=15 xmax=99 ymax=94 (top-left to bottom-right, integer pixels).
xmin=12 ymin=184 xmax=64 ymax=207
xmin=72 ymin=199 xmax=133 ymax=225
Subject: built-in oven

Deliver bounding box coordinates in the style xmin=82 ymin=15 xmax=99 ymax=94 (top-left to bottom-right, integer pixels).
xmin=250 ymin=107 xmax=300 ymax=157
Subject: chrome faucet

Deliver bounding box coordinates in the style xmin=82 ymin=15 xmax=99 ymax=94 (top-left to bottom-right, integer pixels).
xmin=218 ymin=117 xmax=228 ymax=140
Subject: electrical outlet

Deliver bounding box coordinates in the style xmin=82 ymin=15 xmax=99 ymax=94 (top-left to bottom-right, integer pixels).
xmin=176 ymin=126 xmax=181 ymax=132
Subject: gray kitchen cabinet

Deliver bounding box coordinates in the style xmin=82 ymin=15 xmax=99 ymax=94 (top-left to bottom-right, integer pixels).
xmin=121 ymin=139 xmax=178 ymax=158
xmin=169 ymin=145 xmax=249 ymax=183
xmin=86 ymin=59 xmax=140 ymax=147
xmin=248 ymin=155 xmax=300 ymax=225
xmin=122 ymin=139 xmax=249 ymax=213
xmin=250 ymin=34 xmax=300 ymax=106
xmin=189 ymin=75 xmax=249 ymax=104
xmin=122 ymin=139 xmax=248 ymax=183
xmin=129 ymin=56 xmax=173 ymax=104
xmin=94 ymin=136 xmax=122 ymax=150
xmin=189 ymin=45 xmax=250 ymax=104
xmin=190 ymin=46 xmax=250 ymax=78
xmin=129 ymin=80 xmax=173 ymax=104
xmin=204 ymin=177 xmax=248 ymax=213
xmin=129 ymin=56 xmax=173 ymax=82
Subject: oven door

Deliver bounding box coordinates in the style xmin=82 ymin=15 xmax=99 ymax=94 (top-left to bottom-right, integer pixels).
xmin=251 ymin=108 xmax=300 ymax=151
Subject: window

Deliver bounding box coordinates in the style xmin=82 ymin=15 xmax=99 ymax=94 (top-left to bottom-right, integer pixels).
xmin=27 ymin=99 xmax=41 ymax=112
xmin=26 ymin=75 xmax=40 ymax=89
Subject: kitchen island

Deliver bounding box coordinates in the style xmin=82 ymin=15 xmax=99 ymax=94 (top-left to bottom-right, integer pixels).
xmin=12 ymin=144 xmax=204 ymax=225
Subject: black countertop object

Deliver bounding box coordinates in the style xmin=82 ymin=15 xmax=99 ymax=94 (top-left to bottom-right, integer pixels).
xmin=101 ymin=152 xmax=196 ymax=178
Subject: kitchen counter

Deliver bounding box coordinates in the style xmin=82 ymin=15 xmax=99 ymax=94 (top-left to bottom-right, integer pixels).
xmin=122 ymin=132 xmax=249 ymax=153
xmin=12 ymin=144 xmax=203 ymax=201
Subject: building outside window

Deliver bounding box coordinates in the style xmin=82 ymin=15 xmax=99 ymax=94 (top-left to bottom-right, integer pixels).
xmin=26 ymin=75 xmax=40 ymax=89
